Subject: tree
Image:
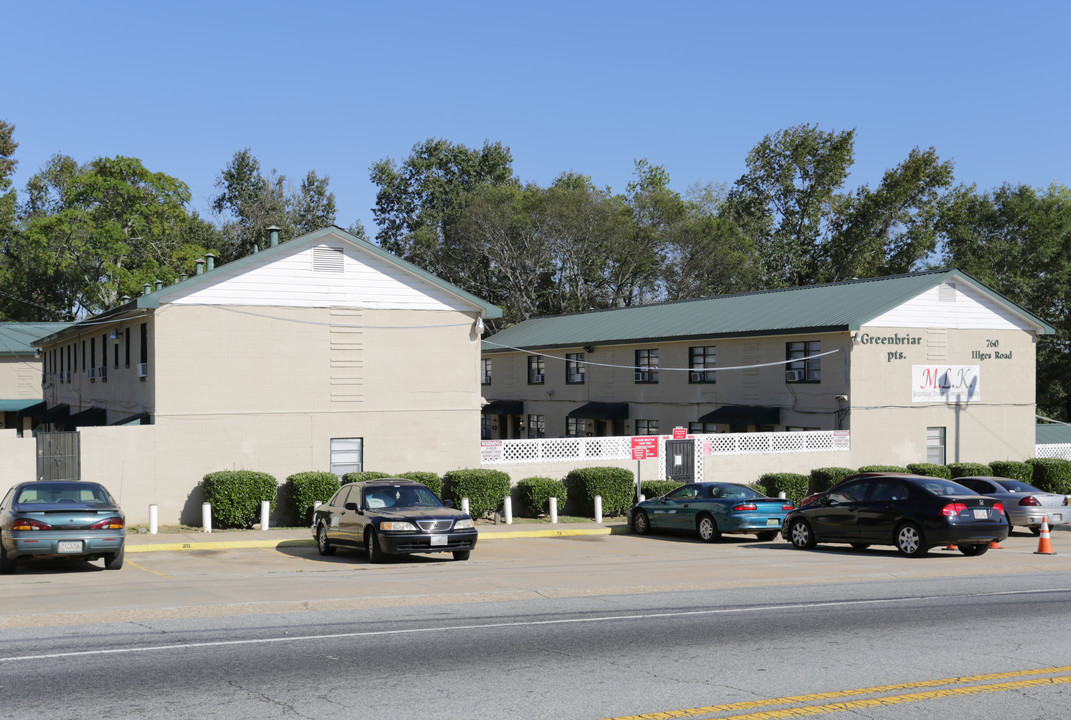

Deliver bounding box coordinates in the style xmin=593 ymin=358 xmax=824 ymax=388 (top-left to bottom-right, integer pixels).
xmin=939 ymin=183 xmax=1071 ymax=420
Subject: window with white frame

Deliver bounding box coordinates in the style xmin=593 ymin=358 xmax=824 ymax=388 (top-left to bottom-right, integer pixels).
xmin=330 ymin=438 xmax=363 ymax=477
xmin=786 ymin=340 xmax=821 ymax=383
xmin=927 ymin=427 xmax=946 ymax=465
xmin=528 ymin=355 xmax=545 ymax=384
xmin=635 ymin=349 xmax=659 ymax=383
xmin=566 ymin=353 xmax=585 ymax=384
xmin=689 ymin=346 xmax=716 ymax=383
xmin=482 ymin=358 xmax=492 ymax=385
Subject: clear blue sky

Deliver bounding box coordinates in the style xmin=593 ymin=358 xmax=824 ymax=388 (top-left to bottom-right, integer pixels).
xmin=5 ymin=1 xmax=1069 ymax=238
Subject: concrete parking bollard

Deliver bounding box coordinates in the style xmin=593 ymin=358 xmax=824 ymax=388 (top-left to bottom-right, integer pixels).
xmin=779 ymin=491 xmax=786 ymax=499
xmin=260 ymin=500 xmax=270 ymax=530
xmin=595 ymin=495 xmax=603 ymax=524
xmin=504 ymin=496 xmax=513 ymax=524
xmin=549 ymin=496 xmax=558 ymax=524
xmin=202 ymin=502 xmax=212 ymax=533
xmin=148 ymin=504 xmax=158 ymax=535
xmin=461 ymin=497 xmax=470 ymax=515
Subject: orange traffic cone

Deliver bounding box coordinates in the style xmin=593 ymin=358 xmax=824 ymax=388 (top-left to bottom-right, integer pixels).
xmin=1034 ymin=517 xmax=1056 ymax=555
xmin=989 ymin=538 xmax=1003 ymax=549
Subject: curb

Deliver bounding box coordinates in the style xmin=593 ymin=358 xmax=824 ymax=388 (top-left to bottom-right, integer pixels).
xmin=125 ymin=525 xmax=631 ymax=553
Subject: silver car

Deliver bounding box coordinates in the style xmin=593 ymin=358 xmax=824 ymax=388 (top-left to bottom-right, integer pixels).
xmin=0 ymin=480 xmax=126 ymax=573
xmin=958 ymin=476 xmax=1068 ymax=534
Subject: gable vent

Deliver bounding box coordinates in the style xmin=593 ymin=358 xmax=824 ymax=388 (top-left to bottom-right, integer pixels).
xmin=313 ymin=246 xmax=345 ymax=273
xmin=938 ymin=282 xmax=956 ymax=302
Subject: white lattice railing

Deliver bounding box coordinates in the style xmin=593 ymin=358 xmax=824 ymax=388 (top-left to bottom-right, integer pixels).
xmin=481 ymin=430 xmax=849 ymax=465
xmin=1037 ymin=443 xmax=1071 ymax=461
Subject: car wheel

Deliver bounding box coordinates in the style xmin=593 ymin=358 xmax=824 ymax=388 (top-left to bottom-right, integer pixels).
xmin=632 ymin=510 xmax=651 ymax=535
xmin=895 ymin=522 xmax=928 ymax=557
xmin=1029 ymin=526 xmax=1042 ymax=536
xmin=850 ymin=543 xmax=870 ymax=551
xmin=697 ymin=514 xmax=720 ymax=543
xmin=0 ymin=539 xmax=15 ymax=575
xmin=366 ymin=529 xmax=386 ymax=564
xmin=316 ymin=525 xmax=336 ymax=556
xmin=756 ymin=531 xmax=778 ymax=542
xmin=789 ymin=519 xmax=816 ymax=549
xmin=958 ymin=544 xmax=989 ymax=557
xmin=453 ymin=550 xmax=470 ymax=561
xmin=104 ymin=545 xmax=125 ymax=570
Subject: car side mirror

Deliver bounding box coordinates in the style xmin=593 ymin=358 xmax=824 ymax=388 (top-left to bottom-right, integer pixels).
xmin=344 ymin=502 xmax=359 ymax=511
xmin=443 ymin=499 xmax=455 ymax=508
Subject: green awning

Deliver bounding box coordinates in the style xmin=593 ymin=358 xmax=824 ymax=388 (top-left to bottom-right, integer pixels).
xmin=0 ymin=399 xmax=43 ymax=413
xmin=698 ymin=405 xmax=781 ymax=426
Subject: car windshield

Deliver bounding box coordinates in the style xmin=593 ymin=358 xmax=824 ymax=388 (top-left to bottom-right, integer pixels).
xmin=709 ymin=484 xmax=762 ymax=500
xmin=997 ymin=480 xmax=1040 ymax=493
xmin=364 ymin=485 xmax=442 ymax=509
xmin=15 ymin=482 xmax=113 ymax=506
xmin=919 ymin=479 xmax=976 ymax=496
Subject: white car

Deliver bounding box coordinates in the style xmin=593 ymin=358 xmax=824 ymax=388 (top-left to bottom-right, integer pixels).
xmin=958 ymin=476 xmax=1068 ymax=534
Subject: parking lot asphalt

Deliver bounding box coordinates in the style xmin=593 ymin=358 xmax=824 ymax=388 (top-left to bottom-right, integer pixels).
xmin=124 ymin=520 xmax=632 ymax=553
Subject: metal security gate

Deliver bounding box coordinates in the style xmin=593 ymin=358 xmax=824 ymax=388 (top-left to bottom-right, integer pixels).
xmin=36 ymin=431 xmax=81 ymax=482
xmin=665 ymin=438 xmax=695 ymax=484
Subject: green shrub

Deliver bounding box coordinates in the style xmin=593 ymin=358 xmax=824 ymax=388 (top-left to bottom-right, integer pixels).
xmin=906 ymin=463 xmax=952 ymax=479
xmin=441 ymin=469 xmax=512 ymax=519
xmin=201 ymin=470 xmax=278 ymax=529
xmin=757 ymin=473 xmax=808 ymax=504
xmin=808 ymin=467 xmax=855 ymax=495
xmin=857 ymin=464 xmax=911 ymax=473
xmin=341 ymin=470 xmax=392 ymax=483
xmin=284 ymin=471 xmax=340 ymax=526
xmin=946 ymin=462 xmax=992 ymax=479
xmin=988 ymin=461 xmax=1033 ymax=483
xmin=515 ymin=477 xmax=568 ymax=517
xmin=564 ymin=466 xmax=635 ymax=517
xmin=1026 ymin=458 xmax=1071 ymax=494
xmin=396 ymin=471 xmax=443 ymax=497
xmin=640 ymin=480 xmax=682 ymax=499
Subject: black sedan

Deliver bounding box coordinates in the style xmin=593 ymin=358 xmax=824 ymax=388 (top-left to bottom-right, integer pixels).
xmin=782 ymin=474 xmax=1008 ymax=557
xmin=1 ymin=480 xmax=126 ymax=573
xmin=313 ymin=479 xmax=477 ymax=562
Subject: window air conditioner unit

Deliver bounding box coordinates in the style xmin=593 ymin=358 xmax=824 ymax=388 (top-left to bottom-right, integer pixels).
xmin=88 ymin=367 xmax=96 ymax=379
xmin=137 ymin=363 xmax=148 ymax=378
xmin=635 ymin=370 xmax=650 ymax=382
xmin=532 ymin=374 xmax=544 ymax=383
xmin=785 ymin=369 xmax=804 ymax=382
xmin=690 ymin=371 xmax=704 ymax=382
xmin=98 ymin=366 xmax=107 ymax=380
xmin=66 ymin=371 xmax=71 ymax=382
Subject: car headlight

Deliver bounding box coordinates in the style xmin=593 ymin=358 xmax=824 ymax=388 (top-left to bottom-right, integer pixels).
xmin=379 ymin=521 xmax=418 ymax=532
xmin=454 ymin=518 xmax=474 ymax=529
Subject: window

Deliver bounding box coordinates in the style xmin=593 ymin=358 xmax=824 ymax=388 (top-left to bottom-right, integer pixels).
xmin=527 ymin=356 xmax=545 ymax=384
xmin=688 ymin=422 xmax=717 ymax=433
xmin=927 ymin=427 xmax=946 ymax=465
xmin=140 ymin=323 xmax=148 ymax=365
xmin=634 ymin=349 xmax=658 ymax=383
xmin=125 ymin=327 xmax=131 ymax=368
xmin=481 ymin=415 xmax=493 ymax=440
xmin=786 ymin=340 xmax=821 ymax=382
xmin=527 ymin=414 xmax=545 ymax=439
xmin=481 ymin=358 xmax=492 ymax=385
xmin=566 ymin=417 xmax=583 ymax=437
xmin=81 ymin=340 xmax=86 ymax=371
xmin=113 ymin=335 xmax=119 ymax=369
xmin=566 ymin=353 xmax=585 ymax=384
xmin=689 ymin=346 xmax=716 ymax=383
xmin=636 ymin=419 xmax=659 ymax=435
xmin=329 ymin=437 xmax=363 ymax=477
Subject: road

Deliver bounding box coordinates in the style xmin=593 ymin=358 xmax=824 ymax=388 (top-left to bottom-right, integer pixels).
xmin=2 ymin=530 xmax=1070 ymax=719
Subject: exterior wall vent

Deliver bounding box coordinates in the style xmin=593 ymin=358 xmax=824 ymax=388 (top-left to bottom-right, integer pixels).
xmin=313 ymin=245 xmax=345 ymax=273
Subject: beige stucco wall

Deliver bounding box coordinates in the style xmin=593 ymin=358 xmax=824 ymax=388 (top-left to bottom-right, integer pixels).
xmin=0 ymin=355 xmax=43 ymax=432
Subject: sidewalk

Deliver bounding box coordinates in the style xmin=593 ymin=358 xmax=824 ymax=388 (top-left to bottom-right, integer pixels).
xmin=124 ymin=520 xmax=632 ymax=553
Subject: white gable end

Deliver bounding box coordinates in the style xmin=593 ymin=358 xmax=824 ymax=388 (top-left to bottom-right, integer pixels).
xmin=866 ymin=281 xmax=1036 ymax=331
xmin=167 ymin=242 xmax=474 ymax=311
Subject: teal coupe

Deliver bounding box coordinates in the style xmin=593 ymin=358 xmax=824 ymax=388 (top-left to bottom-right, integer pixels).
xmin=629 ymin=482 xmax=793 ymax=542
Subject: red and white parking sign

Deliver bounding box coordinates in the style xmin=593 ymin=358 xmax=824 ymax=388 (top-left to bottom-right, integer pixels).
xmin=631 ymin=436 xmax=659 ymax=460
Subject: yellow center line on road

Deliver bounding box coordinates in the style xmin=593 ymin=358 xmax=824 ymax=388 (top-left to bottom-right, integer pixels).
xmin=603 ymin=666 xmax=1071 ymax=720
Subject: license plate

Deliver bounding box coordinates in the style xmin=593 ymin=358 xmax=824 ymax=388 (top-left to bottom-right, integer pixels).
xmin=766 ymin=518 xmax=780 ymax=527
xmin=58 ymin=540 xmax=83 ymax=553
xmin=430 ymin=535 xmax=447 ymax=546
xmin=973 ymin=509 xmax=989 ymax=520
xmin=1052 ymin=514 xmax=1062 ymax=523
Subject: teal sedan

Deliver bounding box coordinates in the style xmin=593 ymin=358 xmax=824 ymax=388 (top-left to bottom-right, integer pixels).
xmin=629 ymin=482 xmax=794 ymax=542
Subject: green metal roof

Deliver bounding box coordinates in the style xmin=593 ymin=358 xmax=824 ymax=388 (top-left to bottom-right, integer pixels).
xmin=0 ymin=322 xmax=72 ymax=356
xmin=34 ymin=227 xmax=502 ymax=346
xmin=1036 ymin=424 xmax=1071 ymax=445
xmin=484 ymin=269 xmax=1054 ymax=352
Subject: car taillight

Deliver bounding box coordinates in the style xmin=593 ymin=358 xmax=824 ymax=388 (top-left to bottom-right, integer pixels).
xmin=782 ymin=503 xmax=794 ymax=511
xmin=940 ymin=502 xmax=968 ymax=517
xmin=1019 ymin=496 xmax=1040 ymax=506
xmin=733 ymin=503 xmax=758 ymax=511
xmin=12 ymin=518 xmax=51 ymax=531
xmin=1064 ymin=497 xmax=1069 ymax=507
xmin=993 ymin=503 xmax=1005 ymax=516
xmin=90 ymin=517 xmax=125 ymax=530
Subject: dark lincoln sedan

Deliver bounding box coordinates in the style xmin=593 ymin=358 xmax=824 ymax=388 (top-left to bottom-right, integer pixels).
xmin=313 ymin=479 xmax=477 ymax=562
xmin=782 ymin=474 xmax=1008 ymax=557
xmin=1 ymin=480 xmax=126 ymax=573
